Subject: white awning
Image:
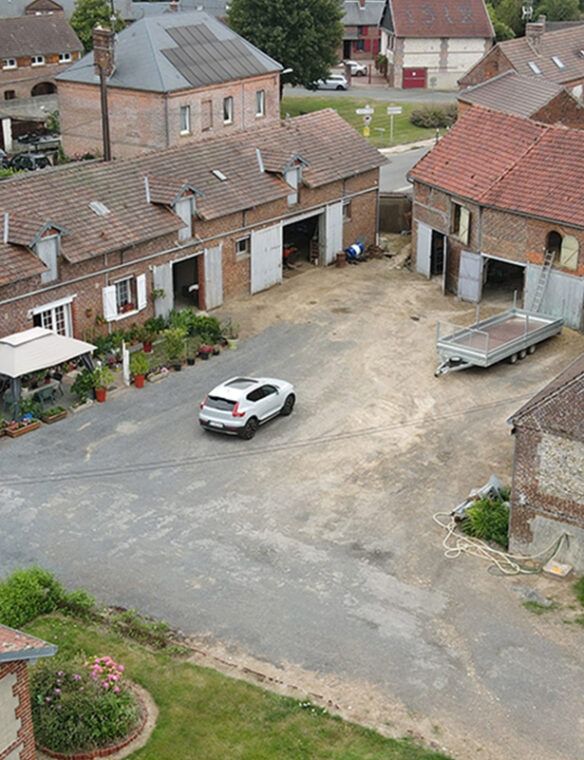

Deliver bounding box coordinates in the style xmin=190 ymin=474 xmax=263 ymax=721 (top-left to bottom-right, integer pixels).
xmin=0 ymin=327 xmax=96 ymax=379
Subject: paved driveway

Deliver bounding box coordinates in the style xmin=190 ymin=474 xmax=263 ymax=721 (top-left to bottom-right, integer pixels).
xmin=1 ymin=259 xmax=583 ymax=760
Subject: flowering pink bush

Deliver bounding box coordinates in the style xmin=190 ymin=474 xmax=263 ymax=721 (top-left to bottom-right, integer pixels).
xmin=87 ymin=655 xmax=125 ymax=692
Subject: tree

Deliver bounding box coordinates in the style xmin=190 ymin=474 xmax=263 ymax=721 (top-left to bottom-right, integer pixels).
xmin=535 ymin=0 xmax=581 ymax=20
xmin=227 ymin=0 xmax=344 ymax=90
xmin=487 ymin=3 xmax=516 ymax=40
xmin=70 ymin=0 xmax=125 ymax=53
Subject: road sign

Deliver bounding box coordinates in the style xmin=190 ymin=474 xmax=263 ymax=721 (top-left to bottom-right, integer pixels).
xmin=387 ymin=106 xmax=403 ymax=115
xmin=363 ymin=114 xmax=372 ymax=125
xmin=356 ymin=106 xmax=374 ymax=115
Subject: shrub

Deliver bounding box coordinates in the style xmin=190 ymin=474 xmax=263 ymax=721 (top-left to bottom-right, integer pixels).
xmin=110 ymin=608 xmax=171 ymax=649
xmin=574 ymin=576 xmax=584 ymax=607
xmin=30 ymin=655 xmax=140 ymax=754
xmin=71 ymin=369 xmax=95 ymax=401
xmin=410 ymin=103 xmax=458 ymax=129
xmin=461 ymin=494 xmax=510 ymax=549
xmin=0 ymin=567 xmax=97 ymax=628
xmin=129 ymin=351 xmax=150 ymax=377
xmin=0 ymin=567 xmax=66 ymax=628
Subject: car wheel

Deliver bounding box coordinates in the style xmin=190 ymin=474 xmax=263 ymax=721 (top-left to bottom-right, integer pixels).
xmin=239 ymin=417 xmax=259 ymax=440
xmin=280 ymin=394 xmax=295 ymax=416
xmin=336 ymin=85 xmax=344 ymax=90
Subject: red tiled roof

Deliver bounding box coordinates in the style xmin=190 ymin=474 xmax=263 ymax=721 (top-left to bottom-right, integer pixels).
xmin=409 ymin=106 xmax=584 ymax=227
xmin=0 ymin=624 xmax=57 ymax=662
xmin=0 ymin=110 xmax=385 ymax=278
xmin=388 ymin=0 xmax=493 ymax=38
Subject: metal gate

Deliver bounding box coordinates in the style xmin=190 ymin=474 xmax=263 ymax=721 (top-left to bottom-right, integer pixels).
xmin=251 ymin=224 xmax=282 ymax=294
xmin=403 ymin=67 xmax=426 ymax=88
xmin=458 ymin=251 xmax=483 ymax=302
xmin=204 ymin=244 xmax=223 ymax=309
xmin=416 ymin=222 xmax=432 ymax=278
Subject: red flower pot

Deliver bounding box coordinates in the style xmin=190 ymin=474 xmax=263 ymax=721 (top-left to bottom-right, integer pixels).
xmin=95 ymin=387 xmax=107 ymax=403
xmin=134 ymin=374 xmax=145 ymax=388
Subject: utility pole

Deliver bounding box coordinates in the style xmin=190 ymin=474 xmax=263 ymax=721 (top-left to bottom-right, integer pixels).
xmin=99 ymin=64 xmax=111 ymax=162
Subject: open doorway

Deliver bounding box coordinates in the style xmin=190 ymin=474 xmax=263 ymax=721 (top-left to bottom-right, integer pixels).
xmin=482 ymin=257 xmax=524 ymax=305
xmin=283 ymin=216 xmax=320 ymax=275
xmin=173 ymin=256 xmax=200 ymax=310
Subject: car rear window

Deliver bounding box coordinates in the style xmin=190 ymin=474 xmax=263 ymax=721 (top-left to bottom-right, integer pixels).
xmin=206 ymin=396 xmax=236 ymax=411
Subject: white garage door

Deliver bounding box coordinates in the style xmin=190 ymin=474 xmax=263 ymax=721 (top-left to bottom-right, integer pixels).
xmin=416 ymin=222 xmax=432 ymax=278
xmin=324 ymin=202 xmax=343 ymax=265
xmin=251 ymin=224 xmax=282 ymax=294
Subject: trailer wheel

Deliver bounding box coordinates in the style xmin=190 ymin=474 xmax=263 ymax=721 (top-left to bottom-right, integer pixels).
xmin=509 ymin=353 xmax=518 ymax=364
xmin=528 ymin=345 xmax=536 ymax=354
xmin=519 ymin=349 xmax=527 ymax=360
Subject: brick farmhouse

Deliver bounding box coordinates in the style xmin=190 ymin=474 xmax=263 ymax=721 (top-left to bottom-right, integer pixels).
xmin=0 ymin=109 xmax=385 ymax=339
xmin=408 ymin=106 xmax=584 ymax=330
xmin=0 ymin=625 xmax=56 ymax=760
xmin=508 ymin=353 xmax=584 ymax=572
xmin=55 ymin=10 xmax=282 ymax=160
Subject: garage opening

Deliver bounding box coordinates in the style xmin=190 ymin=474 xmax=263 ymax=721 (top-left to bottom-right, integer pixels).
xmin=482 ymin=258 xmax=524 ymax=304
xmin=282 ymin=216 xmax=320 ymax=276
xmin=173 ymin=256 xmax=200 ymax=309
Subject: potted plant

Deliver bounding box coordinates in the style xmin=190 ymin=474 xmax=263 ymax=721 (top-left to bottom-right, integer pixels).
xmin=198 ymin=344 xmax=213 ymax=360
xmin=135 ymin=322 xmax=158 ymax=353
xmin=92 ymin=365 xmax=114 ymax=402
xmin=41 ymin=405 xmax=68 ymax=424
xmin=130 ymin=351 xmax=149 ymax=388
xmin=222 ymin=319 xmax=240 ymax=350
xmin=163 ymin=327 xmax=186 ymax=371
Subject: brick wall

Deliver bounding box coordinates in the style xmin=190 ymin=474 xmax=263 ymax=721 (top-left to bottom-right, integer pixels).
xmin=0 ymin=54 xmax=81 ymax=100
xmin=458 ymin=47 xmax=513 ymax=88
xmin=0 ymin=661 xmax=36 ymax=760
xmin=59 ymin=73 xmax=280 ymax=160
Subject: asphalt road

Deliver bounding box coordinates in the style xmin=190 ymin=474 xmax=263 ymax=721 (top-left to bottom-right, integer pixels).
xmin=1 ymin=262 xmax=583 ymax=760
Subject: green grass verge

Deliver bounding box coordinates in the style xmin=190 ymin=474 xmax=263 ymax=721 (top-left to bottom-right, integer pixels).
xmin=281 ymin=95 xmax=440 ymax=148
xmin=25 ymin=615 xmax=451 ymax=760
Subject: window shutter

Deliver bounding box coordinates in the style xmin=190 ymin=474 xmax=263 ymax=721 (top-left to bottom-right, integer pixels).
xmin=364 ymin=38 xmax=371 ymax=52
xmin=459 ymin=207 xmax=470 ymax=245
xmin=137 ymin=274 xmax=147 ymax=310
xmin=560 ymin=235 xmax=579 ymax=270
xmin=102 ymin=285 xmax=117 ymax=321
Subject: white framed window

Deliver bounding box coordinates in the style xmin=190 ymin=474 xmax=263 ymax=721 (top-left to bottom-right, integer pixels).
xmin=59 ymin=52 xmax=72 ymax=64
xmin=256 ymin=89 xmax=265 ymax=118
xmin=32 ymin=297 xmax=73 ymax=337
xmin=31 ymin=55 xmax=45 ymax=67
xmin=452 ymin=203 xmax=470 ymax=245
xmin=223 ymin=96 xmax=233 ymax=124
xmin=3 ymin=58 xmax=17 ymax=70
xmin=35 ymin=235 xmax=59 ymax=283
xmin=102 ymin=274 xmax=147 ymax=321
xmin=179 ymin=105 xmax=191 ymax=135
xmin=236 ymin=236 xmax=250 ymax=257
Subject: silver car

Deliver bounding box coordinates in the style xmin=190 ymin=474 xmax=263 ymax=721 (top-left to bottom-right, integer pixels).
xmin=199 ymin=376 xmax=296 ymax=439
xmin=316 ymin=74 xmax=348 ymax=90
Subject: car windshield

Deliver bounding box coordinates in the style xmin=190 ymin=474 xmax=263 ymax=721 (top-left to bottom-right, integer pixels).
xmin=206 ymin=396 xmax=236 ymax=411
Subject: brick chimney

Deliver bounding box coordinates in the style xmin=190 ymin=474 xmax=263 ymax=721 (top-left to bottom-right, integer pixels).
xmin=526 ymin=16 xmax=546 ymax=54
xmin=93 ymin=25 xmax=115 ymax=78
xmin=358 ymin=0 xmax=366 ymax=7
xmin=169 ymin=0 xmax=179 ymax=11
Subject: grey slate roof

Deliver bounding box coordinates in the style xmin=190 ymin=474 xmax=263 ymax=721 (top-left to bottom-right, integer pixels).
xmin=56 ymin=10 xmax=281 ymax=92
xmin=458 ymin=70 xmax=567 ymax=118
xmin=0 ymin=0 xmax=227 ymax=20
xmin=0 ymin=109 xmax=385 ymax=282
xmin=0 ymin=13 xmax=82 ymax=58
xmin=343 ymin=0 xmax=385 ymax=26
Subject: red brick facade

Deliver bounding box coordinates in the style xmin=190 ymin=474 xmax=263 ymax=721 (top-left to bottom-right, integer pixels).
xmin=0 ymin=661 xmax=36 ymax=760
xmin=0 ymin=53 xmax=82 ymax=100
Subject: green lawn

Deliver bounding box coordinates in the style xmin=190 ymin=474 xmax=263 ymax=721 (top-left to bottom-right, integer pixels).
xmin=25 ymin=615 xmax=451 ymax=760
xmin=281 ymin=95 xmax=441 ymax=148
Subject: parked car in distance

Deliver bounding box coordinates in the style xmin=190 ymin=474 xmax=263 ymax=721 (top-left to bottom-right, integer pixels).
xmin=343 ymin=60 xmax=367 ymax=76
xmin=10 ymin=153 xmax=51 ymax=171
xmin=0 ymin=149 xmax=9 ymax=169
xmin=199 ymin=376 xmax=296 ymax=439
xmin=315 ymin=74 xmax=348 ymax=91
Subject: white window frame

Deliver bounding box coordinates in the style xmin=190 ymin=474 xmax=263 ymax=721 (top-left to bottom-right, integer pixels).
xmin=179 ymin=105 xmax=191 ymax=135
xmin=59 ymin=52 xmax=72 ymax=64
xmin=102 ymin=274 xmax=147 ymax=321
xmin=236 ymin=236 xmax=250 ymax=258
xmin=3 ymin=58 xmax=17 ymax=70
xmin=223 ymin=96 xmax=233 ymax=124
xmin=31 ymin=296 xmax=74 ymax=337
xmin=31 ymin=55 xmax=45 ymax=67
xmin=256 ymin=89 xmax=265 ymax=118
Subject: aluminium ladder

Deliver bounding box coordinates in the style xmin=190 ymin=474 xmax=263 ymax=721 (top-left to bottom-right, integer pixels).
xmin=529 ymin=249 xmax=555 ymax=312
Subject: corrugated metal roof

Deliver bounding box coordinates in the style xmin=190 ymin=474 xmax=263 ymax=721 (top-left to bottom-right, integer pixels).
xmin=56 ymin=10 xmax=281 ymax=93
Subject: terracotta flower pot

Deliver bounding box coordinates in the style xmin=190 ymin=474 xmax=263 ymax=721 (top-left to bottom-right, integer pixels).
xmin=134 ymin=374 xmax=145 ymax=388
xmin=95 ymin=387 xmax=107 ymax=403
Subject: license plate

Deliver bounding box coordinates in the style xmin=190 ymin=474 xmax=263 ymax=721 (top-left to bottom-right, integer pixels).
xmin=208 ymin=421 xmax=223 ymax=429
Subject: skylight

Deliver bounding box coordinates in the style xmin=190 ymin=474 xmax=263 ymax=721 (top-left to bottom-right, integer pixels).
xmin=212 ymin=169 xmax=227 ymax=181
xmin=551 ymin=55 xmax=565 ymax=69
xmin=528 ymin=61 xmax=542 ymax=75
xmin=89 ymin=200 xmax=110 ymax=216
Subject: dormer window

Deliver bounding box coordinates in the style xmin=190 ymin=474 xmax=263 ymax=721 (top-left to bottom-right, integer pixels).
xmin=174 ymin=196 xmax=194 ymax=241
xmin=35 ymin=234 xmax=59 ymax=283
xmin=286 ymin=166 xmax=301 ymax=205
xmin=256 ymin=89 xmax=265 ymax=118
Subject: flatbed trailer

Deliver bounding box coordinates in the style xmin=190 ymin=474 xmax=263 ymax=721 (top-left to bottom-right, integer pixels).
xmin=435 ymin=306 xmax=563 ymax=376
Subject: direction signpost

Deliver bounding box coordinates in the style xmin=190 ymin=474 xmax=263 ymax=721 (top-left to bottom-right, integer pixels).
xmin=356 ymin=106 xmax=374 ymax=137
xmin=386 ymin=105 xmax=403 ymax=144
